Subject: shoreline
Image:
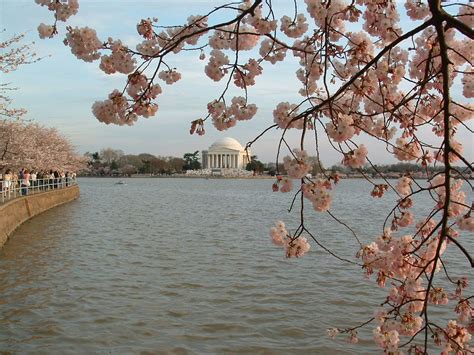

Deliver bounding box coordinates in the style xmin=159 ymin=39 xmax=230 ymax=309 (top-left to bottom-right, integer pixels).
xmin=79 ymin=174 xmax=274 ymax=179
xmin=0 ymin=185 xmax=80 ymax=248
xmin=77 ymin=174 xmax=467 ymax=180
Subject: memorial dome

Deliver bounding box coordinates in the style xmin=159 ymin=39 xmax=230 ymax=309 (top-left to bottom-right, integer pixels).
xmin=202 ymin=137 xmax=251 ymax=171
xmin=209 ymin=137 xmax=244 ymax=151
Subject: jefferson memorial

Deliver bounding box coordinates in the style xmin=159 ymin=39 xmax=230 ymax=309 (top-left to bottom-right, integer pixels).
xmin=201 ymin=137 xmax=251 ymax=170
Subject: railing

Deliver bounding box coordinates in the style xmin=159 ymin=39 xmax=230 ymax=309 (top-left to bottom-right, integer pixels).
xmin=1 ymin=177 xmax=78 ymax=204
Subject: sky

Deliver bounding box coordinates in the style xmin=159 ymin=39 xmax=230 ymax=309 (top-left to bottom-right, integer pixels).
xmin=1 ymin=0 xmax=472 ymax=166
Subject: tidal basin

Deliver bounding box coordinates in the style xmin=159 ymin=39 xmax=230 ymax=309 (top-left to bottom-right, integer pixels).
xmin=0 ymin=178 xmax=471 ymax=353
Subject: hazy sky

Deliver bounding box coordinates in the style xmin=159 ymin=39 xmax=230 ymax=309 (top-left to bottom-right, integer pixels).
xmin=1 ymin=0 xmax=472 ymax=165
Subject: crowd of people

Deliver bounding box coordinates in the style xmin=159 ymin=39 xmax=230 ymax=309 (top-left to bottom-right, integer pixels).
xmin=0 ymin=168 xmax=77 ymax=197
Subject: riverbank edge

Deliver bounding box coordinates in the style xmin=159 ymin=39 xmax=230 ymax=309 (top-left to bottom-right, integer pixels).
xmin=0 ymin=185 xmax=80 ymax=248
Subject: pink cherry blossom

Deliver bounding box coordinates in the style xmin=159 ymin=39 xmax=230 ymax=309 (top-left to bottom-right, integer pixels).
xmin=269 ymin=221 xmax=311 ymax=257
xmin=342 ymin=145 xmax=368 ymax=169
xmin=37 ymin=23 xmax=55 ymax=39
xmin=64 ymin=26 xmax=102 ymax=62
xmin=283 ymin=149 xmax=311 ymax=179
xmin=396 ymin=177 xmax=412 ymax=197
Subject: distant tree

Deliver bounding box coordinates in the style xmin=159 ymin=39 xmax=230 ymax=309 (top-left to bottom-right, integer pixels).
xmin=167 ymin=157 xmax=185 ymax=174
xmin=139 ymin=160 xmax=152 ymax=174
xmin=265 ymin=162 xmax=286 ymax=176
xmin=100 ymin=148 xmax=124 ymax=165
xmin=83 ymin=151 xmax=104 ymax=174
xmin=83 ymin=151 xmax=92 ymax=164
xmin=119 ymin=164 xmax=137 ymax=176
xmin=183 ymin=150 xmax=201 ymax=170
xmin=0 ymin=119 xmax=85 ymax=171
xmin=330 ymin=164 xmax=350 ymax=174
xmin=246 ymin=155 xmax=264 ymax=173
xmin=137 ymin=153 xmax=158 ymax=174
xmin=307 ymin=156 xmax=324 ymax=176
xmin=118 ymin=154 xmax=143 ymax=171
xmin=137 ymin=153 xmax=157 ymax=161
xmin=150 ymin=157 xmax=167 ymax=174
xmin=110 ymin=160 xmax=119 ymax=170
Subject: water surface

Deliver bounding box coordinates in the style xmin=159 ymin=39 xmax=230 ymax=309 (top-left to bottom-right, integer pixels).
xmin=0 ymin=178 xmax=472 ymax=354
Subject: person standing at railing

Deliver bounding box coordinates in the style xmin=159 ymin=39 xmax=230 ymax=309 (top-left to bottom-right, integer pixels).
xmin=19 ymin=169 xmax=24 ymax=195
xmin=37 ymin=170 xmax=44 ymax=191
xmin=21 ymin=168 xmax=30 ymax=196
xmin=53 ymin=170 xmax=59 ymax=189
xmin=60 ymin=171 xmax=65 ymax=188
xmin=4 ymin=172 xmax=8 ymax=197
xmin=1 ymin=169 xmax=10 ymax=199
xmin=48 ymin=170 xmax=54 ymax=190
xmin=11 ymin=170 xmax=18 ymax=194
xmin=30 ymin=170 xmax=37 ymax=191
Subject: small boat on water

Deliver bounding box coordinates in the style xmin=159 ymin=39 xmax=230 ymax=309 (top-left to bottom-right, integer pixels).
xmin=115 ymin=180 xmax=126 ymax=185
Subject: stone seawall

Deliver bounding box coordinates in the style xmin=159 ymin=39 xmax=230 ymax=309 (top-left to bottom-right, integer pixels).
xmin=0 ymin=185 xmax=80 ymax=248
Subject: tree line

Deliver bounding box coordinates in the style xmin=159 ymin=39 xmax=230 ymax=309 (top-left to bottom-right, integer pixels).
xmin=83 ymin=148 xmax=203 ymax=176
xmin=85 ymin=149 xmax=453 ymax=177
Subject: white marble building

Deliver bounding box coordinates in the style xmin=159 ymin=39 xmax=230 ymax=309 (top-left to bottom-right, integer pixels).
xmin=201 ymin=137 xmax=251 ymax=170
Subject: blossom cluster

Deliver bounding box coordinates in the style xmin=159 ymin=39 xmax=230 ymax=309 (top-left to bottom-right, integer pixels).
xmin=431 ymin=175 xmax=468 ymax=218
xmin=273 ymin=102 xmax=304 ymax=129
xmin=280 ymin=14 xmax=308 ymax=38
xmin=272 ymin=175 xmax=292 ymax=193
xmin=228 ymin=96 xmax=258 ymax=121
xmin=283 ymin=149 xmax=311 ymax=179
xmin=393 ymin=138 xmax=422 ymax=162
xmin=259 ymin=38 xmax=287 ymax=64
xmin=136 ymin=39 xmax=160 ymax=58
xmin=294 ymin=43 xmax=324 ymax=96
xmin=100 ymin=39 xmax=136 ymax=75
xmin=136 ymin=15 xmax=208 ymax=57
xmin=302 ymin=179 xmax=333 ymax=212
xmin=35 ymin=0 xmax=79 ymax=22
xmin=158 ymin=70 xmax=182 ymax=85
xmin=305 ymin=0 xmax=347 ymax=35
xmin=326 ymin=114 xmax=356 ymax=143
xmin=363 ymin=0 xmax=402 ymax=44
xmin=436 ymin=320 xmax=472 ymax=354
xmin=92 ymin=90 xmax=133 ymax=126
xmin=269 ymin=221 xmax=310 ymax=258
xmin=342 ymin=145 xmax=368 ymax=169
xmin=240 ymin=3 xmax=276 ymax=35
xmin=189 ymin=119 xmax=205 ymax=136
xmin=371 ymin=184 xmax=389 ymax=198
xmin=358 ymin=214 xmax=473 ymax=353
xmin=208 ymin=24 xmax=259 ymax=51
xmin=207 ymin=97 xmax=257 ymax=131
xmin=205 ymin=49 xmax=230 ymax=82
xmin=154 ymin=15 xmax=208 ymax=54
xmin=233 ymin=59 xmax=262 ymax=88
xmin=395 ymin=177 xmax=412 ymax=197
xmin=137 ymin=18 xmax=155 ymax=39
xmin=64 ymin=26 xmax=102 ymax=62
xmin=404 ymin=0 xmax=430 ymax=20
xmin=373 ymin=309 xmax=425 ymax=353
xmin=37 ymin=23 xmax=55 ymax=39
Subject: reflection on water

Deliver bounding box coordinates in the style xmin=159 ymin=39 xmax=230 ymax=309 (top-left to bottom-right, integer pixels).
xmin=0 ymin=178 xmax=472 ymax=353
